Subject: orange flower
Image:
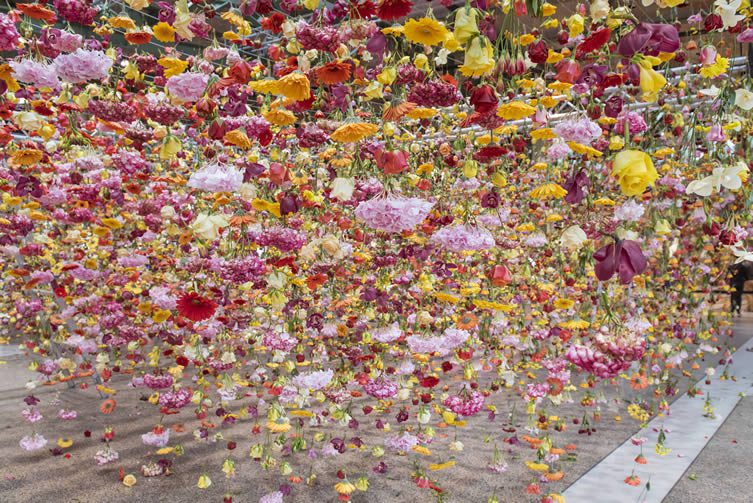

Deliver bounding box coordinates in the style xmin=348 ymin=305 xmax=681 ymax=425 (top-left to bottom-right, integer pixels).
xmin=456 ymin=312 xmax=478 ymax=330
xmin=315 ymin=62 xmax=352 ymax=85
xmin=100 ymin=399 xmax=117 ymax=414
xmin=125 ymin=31 xmax=153 ymax=45
xmin=624 ymin=474 xmax=641 ymax=486
xmin=16 ymin=3 xmax=57 ymax=23
xmin=383 ymin=101 xmax=417 ymax=122
xmin=545 ymin=378 xmax=564 ymax=396
xmin=630 ymin=373 xmax=648 ymax=390
xmin=544 ymin=471 xmax=564 ymax=481
xmin=634 ymin=454 xmax=647 ymax=465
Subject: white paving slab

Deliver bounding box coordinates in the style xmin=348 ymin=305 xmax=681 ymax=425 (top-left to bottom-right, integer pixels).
xmin=564 ymin=337 xmax=753 ymax=503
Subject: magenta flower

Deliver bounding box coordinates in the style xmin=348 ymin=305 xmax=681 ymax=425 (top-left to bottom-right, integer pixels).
xmin=593 ymin=239 xmax=647 ymax=284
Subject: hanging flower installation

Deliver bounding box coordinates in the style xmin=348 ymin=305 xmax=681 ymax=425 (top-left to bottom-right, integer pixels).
xmin=1 ymin=0 xmax=753 ymax=501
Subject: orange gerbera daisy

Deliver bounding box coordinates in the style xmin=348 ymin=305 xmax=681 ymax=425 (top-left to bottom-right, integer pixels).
xmin=629 ymin=373 xmax=649 ymax=390
xmin=315 ymin=62 xmax=352 ymax=85
xmin=16 ymin=3 xmax=57 ymax=23
xmin=100 ymin=399 xmax=117 ymax=414
xmin=383 ymin=101 xmax=417 ymax=122
xmin=456 ymin=312 xmax=478 ymax=330
xmin=125 ymin=31 xmax=152 ymax=45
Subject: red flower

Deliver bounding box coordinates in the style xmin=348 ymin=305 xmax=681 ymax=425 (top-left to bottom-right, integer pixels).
xmin=375 ymin=147 xmax=409 ymax=174
xmin=177 ymin=292 xmax=217 ymax=322
xmin=376 ymin=0 xmax=413 ymax=20
xmin=576 ymin=28 xmax=611 ymax=59
xmin=555 ymin=59 xmax=581 ymax=84
xmin=470 ymin=85 xmax=498 ymax=114
xmin=261 ymin=12 xmax=285 ymax=33
xmin=527 ymin=40 xmax=549 ymax=65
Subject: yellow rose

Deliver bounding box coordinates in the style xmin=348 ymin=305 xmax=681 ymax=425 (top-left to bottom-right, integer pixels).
xmin=612 ymin=150 xmax=659 ymax=197
xmin=453 ymin=7 xmax=478 ymax=45
xmin=459 ymin=36 xmax=494 ymax=77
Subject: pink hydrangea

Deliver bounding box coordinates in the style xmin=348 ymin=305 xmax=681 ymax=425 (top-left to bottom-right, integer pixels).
xmin=188 ymin=163 xmax=244 ymax=193
xmin=141 ymin=429 xmax=170 ymax=447
xmin=553 ymin=118 xmax=602 ymax=145
xmin=10 ymin=60 xmax=60 ymax=89
xmin=149 ymin=286 xmax=177 ymax=310
xmin=372 ymin=323 xmax=402 ymax=343
xmin=259 ymin=491 xmax=284 ymax=503
xmin=430 ymin=224 xmax=495 ymax=252
xmin=407 ymin=328 xmax=469 ymax=356
xmin=294 ymin=369 xmax=334 ymax=390
xmin=19 ymin=433 xmax=47 ymax=451
xmin=0 ymin=13 xmax=20 ymax=52
xmin=355 ymin=196 xmax=434 ymax=233
xmin=54 ymin=49 xmax=112 ymax=84
xmin=385 ymin=432 xmax=418 ymax=452
xmin=166 ymin=72 xmax=209 ymax=102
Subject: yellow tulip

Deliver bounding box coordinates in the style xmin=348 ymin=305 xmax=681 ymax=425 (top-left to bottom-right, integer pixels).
xmin=459 ymin=36 xmax=494 ymax=77
xmin=637 ymin=58 xmax=667 ymax=103
xmin=197 ymin=474 xmax=212 ymax=489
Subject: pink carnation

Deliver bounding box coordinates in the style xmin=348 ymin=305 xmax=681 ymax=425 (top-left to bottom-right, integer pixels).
xmin=0 ymin=13 xmax=20 ymax=52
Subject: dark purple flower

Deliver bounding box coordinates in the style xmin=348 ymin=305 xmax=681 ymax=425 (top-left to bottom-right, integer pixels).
xmin=577 ymin=64 xmax=607 ymax=88
xmin=593 ymin=239 xmax=647 ymax=284
xmin=616 ymin=23 xmax=680 ymax=58
xmin=563 ymin=170 xmax=590 ymax=205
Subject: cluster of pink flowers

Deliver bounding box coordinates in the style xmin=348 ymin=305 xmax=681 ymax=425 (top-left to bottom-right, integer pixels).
xmin=407 ymin=328 xmax=469 ymax=356
xmin=9 ymin=60 xmax=60 ymax=89
xmin=188 ymin=163 xmax=244 ymax=193
xmin=614 ymin=111 xmax=648 ymax=135
xmin=295 ymin=22 xmax=341 ymax=52
xmin=141 ymin=429 xmax=170 ymax=447
xmin=408 ymin=80 xmax=462 ymax=107
xmin=385 ymin=432 xmax=419 ymax=452
xmin=54 ymin=49 xmax=112 ymax=84
xmin=293 ymin=369 xmax=334 ymax=390
xmin=363 ymin=377 xmax=398 ymax=399
xmin=157 ymin=388 xmax=192 ymax=409
xmin=94 ymin=446 xmax=119 ymax=465
xmin=19 ymin=433 xmax=48 ymax=451
xmin=371 ymin=323 xmax=402 ymax=343
xmin=0 ymin=13 xmax=20 ymax=52
xmin=262 ymin=331 xmax=298 ymax=353
xmin=53 ymin=0 xmax=98 ymax=25
xmin=430 ymin=224 xmax=495 ymax=252
xmin=355 ymin=196 xmax=434 ymax=233
xmin=553 ymin=118 xmax=603 ymax=145
xmin=166 ymin=72 xmax=209 ymax=102
xmin=444 ymin=390 xmax=485 ymax=416
xmin=219 ymin=256 xmax=266 ymax=283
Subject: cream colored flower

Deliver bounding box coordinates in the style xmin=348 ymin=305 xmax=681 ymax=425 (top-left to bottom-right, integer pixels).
xmin=330 ymin=177 xmax=355 ymax=201
xmin=190 ymin=213 xmax=229 ymax=241
xmin=560 ymin=225 xmax=588 ymax=251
